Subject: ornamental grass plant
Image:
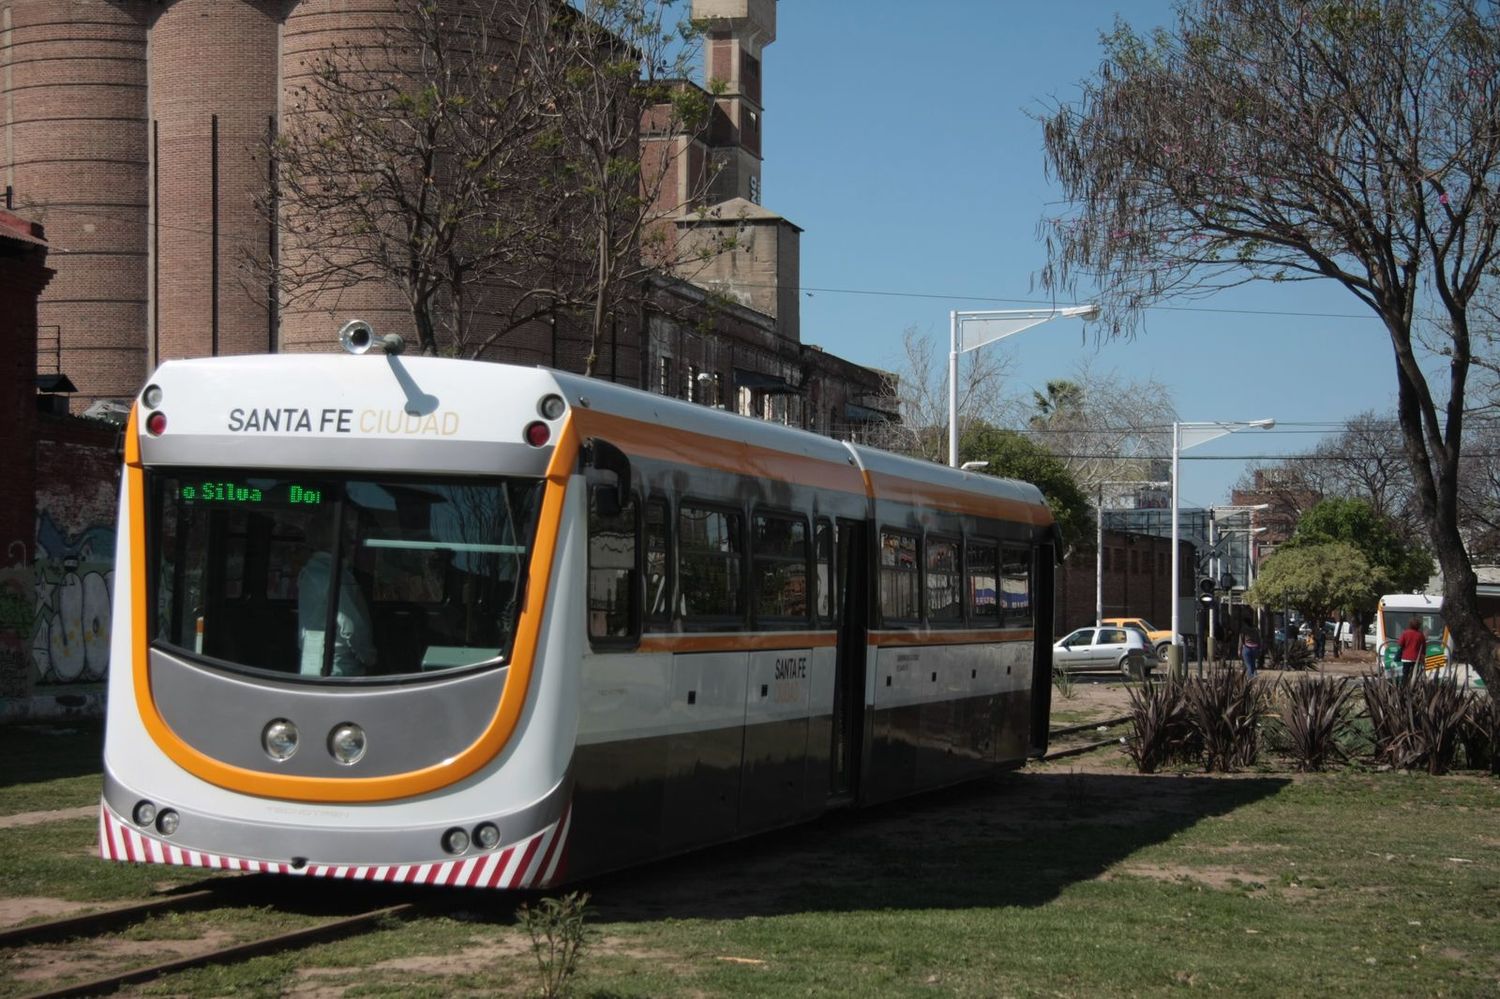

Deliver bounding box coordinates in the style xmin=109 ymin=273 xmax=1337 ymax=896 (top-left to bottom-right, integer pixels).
xmin=1275 ymin=674 xmax=1357 ymax=772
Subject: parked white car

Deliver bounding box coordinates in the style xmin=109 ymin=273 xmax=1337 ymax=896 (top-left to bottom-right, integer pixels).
xmin=1053 ymin=625 xmax=1158 ymax=678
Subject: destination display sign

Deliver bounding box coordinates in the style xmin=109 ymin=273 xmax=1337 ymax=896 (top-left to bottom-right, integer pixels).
xmin=177 ymin=481 xmax=326 ymax=505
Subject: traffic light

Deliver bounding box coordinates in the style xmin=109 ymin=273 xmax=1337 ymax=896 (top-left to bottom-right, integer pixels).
xmin=1198 ymin=577 xmax=1216 ymax=605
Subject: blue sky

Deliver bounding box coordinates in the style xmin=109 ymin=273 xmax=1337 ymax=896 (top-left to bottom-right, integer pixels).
xmin=754 ymin=1 xmax=1405 ymax=509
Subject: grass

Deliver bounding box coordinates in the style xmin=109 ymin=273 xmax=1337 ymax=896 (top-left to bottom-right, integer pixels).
xmin=0 ymin=721 xmax=106 ymax=815
xmin=1 ymin=723 xmax=1497 ymax=997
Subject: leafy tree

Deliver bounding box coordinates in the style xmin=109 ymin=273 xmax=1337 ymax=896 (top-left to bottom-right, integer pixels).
xmin=1038 ymin=0 xmax=1500 ymax=689
xmin=1288 ymin=498 xmax=1430 ymax=589
xmin=1247 ymin=542 xmax=1378 ymax=631
xmin=961 ymin=424 xmax=1094 ymax=554
xmin=1283 ymin=497 xmax=1431 ymax=644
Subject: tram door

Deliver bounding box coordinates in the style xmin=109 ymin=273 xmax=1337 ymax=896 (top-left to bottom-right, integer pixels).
xmin=830 ymin=519 xmax=868 ymax=801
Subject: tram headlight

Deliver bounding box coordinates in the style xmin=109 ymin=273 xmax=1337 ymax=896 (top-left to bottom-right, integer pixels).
xmin=328 ymin=723 xmax=367 ymax=765
xmin=473 ymin=822 xmax=501 ymax=851
xmin=262 ymin=719 xmax=299 ymax=761
xmin=132 ymin=800 xmax=157 ymax=827
xmin=537 ymin=393 xmax=566 ymax=420
xmin=442 ymin=827 xmax=470 ymax=855
xmin=155 ymin=810 xmax=180 ymax=836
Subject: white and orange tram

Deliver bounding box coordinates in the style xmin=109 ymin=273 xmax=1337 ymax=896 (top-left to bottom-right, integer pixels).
xmin=101 ymin=334 xmax=1060 ymax=888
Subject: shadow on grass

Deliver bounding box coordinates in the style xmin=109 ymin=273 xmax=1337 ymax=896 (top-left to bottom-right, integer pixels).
xmin=0 ymin=720 xmax=104 ymax=788
xmin=274 ymin=769 xmax=1290 ymax=925
xmin=576 ymin=770 xmax=1291 ymax=921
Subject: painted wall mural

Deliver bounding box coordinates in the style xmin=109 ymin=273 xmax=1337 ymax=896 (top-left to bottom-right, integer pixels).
xmin=0 ymin=431 xmax=125 ymax=695
xmin=31 ymin=513 xmax=117 ymax=683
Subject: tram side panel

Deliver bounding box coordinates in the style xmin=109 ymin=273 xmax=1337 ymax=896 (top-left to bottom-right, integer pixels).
xmin=661 ymin=648 xmax=748 ymax=853
xmin=739 ymin=645 xmax=816 ymax=834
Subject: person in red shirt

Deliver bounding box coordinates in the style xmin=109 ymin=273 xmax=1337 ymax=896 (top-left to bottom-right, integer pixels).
xmin=1396 ymin=616 xmax=1426 ymax=685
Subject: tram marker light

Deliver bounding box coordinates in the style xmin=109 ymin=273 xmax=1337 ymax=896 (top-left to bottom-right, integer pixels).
xmin=524 ymin=421 xmax=551 ymax=447
xmin=145 ymin=411 xmax=168 ymax=436
xmin=442 ymin=827 xmax=470 ymax=854
xmin=538 ymin=394 xmax=566 ymax=421
xmin=142 ymin=384 xmax=163 ymax=409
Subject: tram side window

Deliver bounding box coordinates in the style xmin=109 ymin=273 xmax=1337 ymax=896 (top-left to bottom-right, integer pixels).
xmin=1001 ymin=546 xmax=1032 ymax=629
xmin=814 ymin=519 xmax=833 ymax=625
xmin=968 ymin=542 xmax=999 ymax=628
xmin=879 ymin=530 xmax=919 ymax=624
xmin=588 ymin=486 xmax=638 ymax=641
xmin=679 ymin=504 xmax=743 ymax=624
xmin=644 ymin=498 xmax=672 ymax=631
xmin=927 ymin=537 xmax=961 ymax=624
xmin=752 ymin=512 xmax=809 ymax=627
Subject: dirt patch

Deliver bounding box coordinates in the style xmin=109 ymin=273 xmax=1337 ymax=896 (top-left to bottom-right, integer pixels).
xmin=1105 ymin=863 xmax=1272 ymax=891
xmin=0 ymin=805 xmax=96 ymax=829
xmin=0 ymin=896 xmax=99 ymax=928
xmin=9 ymin=929 xmax=238 ymax=986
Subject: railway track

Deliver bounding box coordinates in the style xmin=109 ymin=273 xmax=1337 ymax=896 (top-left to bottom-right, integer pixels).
xmin=1045 ymin=714 xmax=1131 ymax=760
xmin=1 ymin=877 xmax=419 ymax=999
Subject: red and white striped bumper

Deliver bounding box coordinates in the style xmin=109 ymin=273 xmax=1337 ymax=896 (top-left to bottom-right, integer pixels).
xmin=98 ymin=801 xmax=571 ymax=889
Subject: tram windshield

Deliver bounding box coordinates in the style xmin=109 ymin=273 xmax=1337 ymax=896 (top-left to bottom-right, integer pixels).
xmin=150 ymin=471 xmax=544 ymax=681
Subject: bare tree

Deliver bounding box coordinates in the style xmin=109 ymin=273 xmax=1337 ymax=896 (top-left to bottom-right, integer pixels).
xmin=1023 ymin=360 xmax=1175 ymax=493
xmin=516 ymin=0 xmax=741 ymax=376
xmin=1038 ymin=0 xmax=1500 ymax=688
xmin=869 ymin=326 xmax=1013 ymax=462
xmin=265 ymin=0 xmax=556 ymax=357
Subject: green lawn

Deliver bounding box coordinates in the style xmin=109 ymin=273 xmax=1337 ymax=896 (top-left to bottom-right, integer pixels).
xmin=2 ymin=723 xmax=1497 ymax=997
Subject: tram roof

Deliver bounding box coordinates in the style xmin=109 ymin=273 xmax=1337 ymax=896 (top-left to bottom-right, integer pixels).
xmin=136 ymin=354 xmax=1051 ymax=519
xmin=545 ymin=366 xmax=1051 ymax=516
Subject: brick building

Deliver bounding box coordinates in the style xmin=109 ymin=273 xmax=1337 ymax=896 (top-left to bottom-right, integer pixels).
xmin=0 ymin=210 xmax=49 ymax=566
xmin=1055 ymin=529 xmax=1191 ymax=637
xmin=1 ymin=0 xmax=893 ymax=428
xmin=1 ymin=208 xmax=119 ymax=707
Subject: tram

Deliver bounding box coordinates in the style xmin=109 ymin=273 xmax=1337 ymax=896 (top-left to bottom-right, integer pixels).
xmin=100 ymin=328 xmax=1059 ymax=888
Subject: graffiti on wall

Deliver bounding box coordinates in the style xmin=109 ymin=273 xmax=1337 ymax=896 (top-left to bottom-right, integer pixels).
xmin=32 ymin=513 xmax=116 ymax=683
xmin=0 ymin=513 xmax=117 ymax=695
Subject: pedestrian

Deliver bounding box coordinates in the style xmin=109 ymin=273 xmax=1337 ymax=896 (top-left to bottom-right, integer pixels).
xmin=1313 ymin=620 xmax=1326 ymax=659
xmin=1396 ymin=615 xmax=1426 ymax=685
xmin=1241 ymin=630 xmax=1261 ymax=679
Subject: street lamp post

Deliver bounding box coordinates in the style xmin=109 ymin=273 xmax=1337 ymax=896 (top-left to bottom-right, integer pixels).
xmin=947 ymin=305 xmax=1097 ymax=467
xmin=1168 ymin=419 xmax=1275 ymax=677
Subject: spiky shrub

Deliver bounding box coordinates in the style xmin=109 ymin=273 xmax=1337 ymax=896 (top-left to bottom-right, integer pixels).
xmin=1124 ymin=677 xmax=1193 ymax=774
xmin=1460 ymin=693 xmax=1499 ymax=774
xmin=1268 ymin=640 xmax=1317 ymax=671
xmin=1361 ymin=673 xmax=1471 ymax=774
xmin=1361 ymin=671 xmax=1413 ymax=768
xmin=517 ymin=891 xmax=591 ymax=999
xmin=1182 ymin=667 xmax=1266 ymax=772
xmin=1410 ymin=677 xmax=1470 ymax=775
xmin=1277 ymin=674 xmax=1356 ymax=771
